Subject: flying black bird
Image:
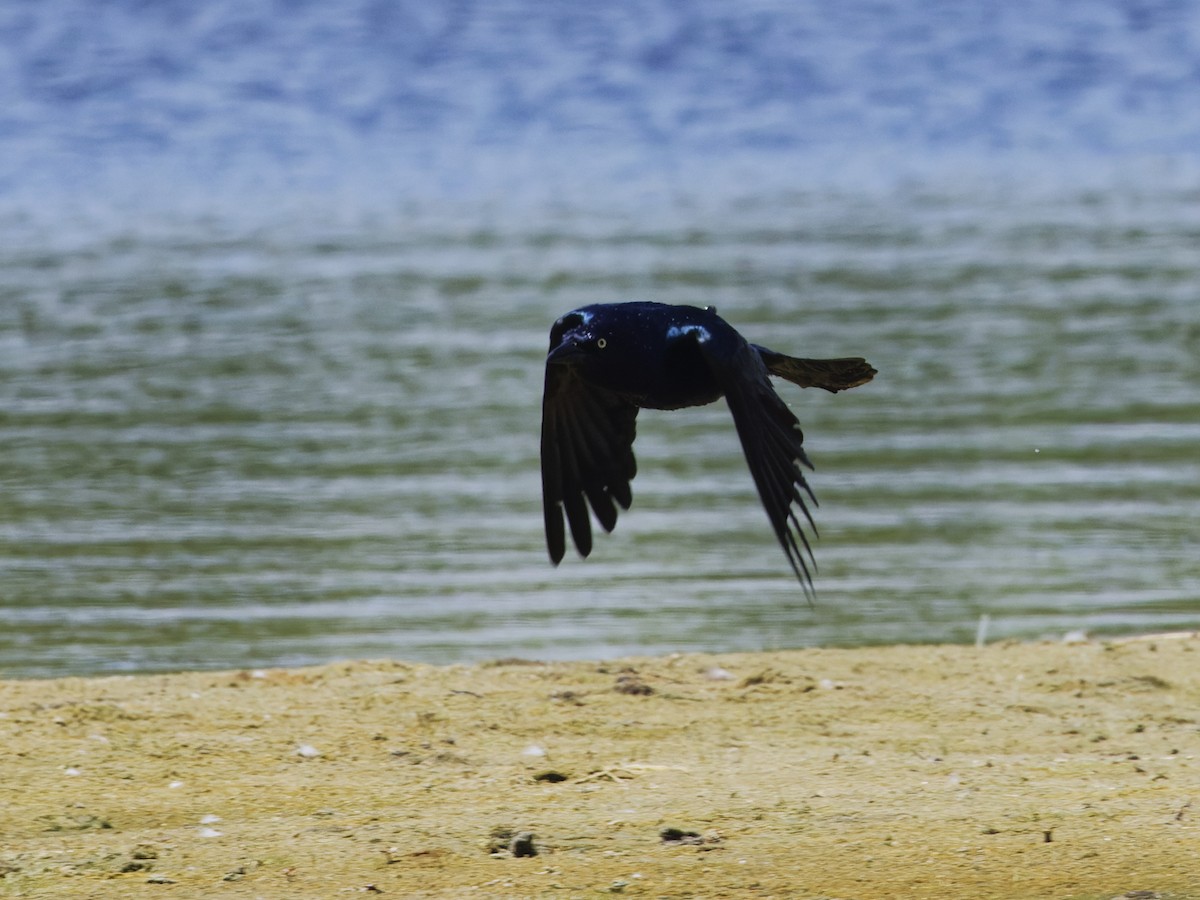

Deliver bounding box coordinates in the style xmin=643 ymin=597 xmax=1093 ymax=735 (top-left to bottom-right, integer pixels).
xmin=540 ymin=301 xmax=875 ymax=595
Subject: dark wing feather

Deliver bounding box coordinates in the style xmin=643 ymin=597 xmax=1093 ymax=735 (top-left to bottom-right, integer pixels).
xmin=696 ymin=338 xmax=820 ymax=597
xmin=541 ymin=364 xmax=639 ymax=564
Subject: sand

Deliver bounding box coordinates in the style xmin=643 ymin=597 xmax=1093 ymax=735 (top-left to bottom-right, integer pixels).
xmin=2 ymin=635 xmax=1198 ymax=899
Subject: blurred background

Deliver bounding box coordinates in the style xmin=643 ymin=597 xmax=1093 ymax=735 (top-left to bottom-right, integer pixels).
xmin=2 ymin=0 xmax=1198 ymax=678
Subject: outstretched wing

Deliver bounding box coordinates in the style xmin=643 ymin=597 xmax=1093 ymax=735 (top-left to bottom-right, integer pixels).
xmin=696 ymin=336 xmax=820 ymax=597
xmin=541 ymin=364 xmax=639 ymax=564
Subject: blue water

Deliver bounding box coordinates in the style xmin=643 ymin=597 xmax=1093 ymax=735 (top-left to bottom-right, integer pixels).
xmin=6 ymin=0 xmax=1200 ymax=218
xmin=2 ymin=0 xmax=1198 ymax=677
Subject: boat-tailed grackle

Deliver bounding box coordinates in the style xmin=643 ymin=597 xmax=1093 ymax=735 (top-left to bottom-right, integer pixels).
xmin=540 ymin=301 xmax=875 ymax=596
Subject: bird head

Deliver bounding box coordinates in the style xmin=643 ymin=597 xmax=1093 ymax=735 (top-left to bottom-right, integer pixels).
xmin=547 ymin=308 xmax=609 ymax=366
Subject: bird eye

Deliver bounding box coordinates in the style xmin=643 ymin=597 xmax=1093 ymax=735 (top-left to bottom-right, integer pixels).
xmin=597 ymin=338 xmax=607 ymax=349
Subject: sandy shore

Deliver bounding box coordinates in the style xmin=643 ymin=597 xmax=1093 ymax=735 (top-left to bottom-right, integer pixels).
xmin=2 ymin=636 xmax=1198 ymax=899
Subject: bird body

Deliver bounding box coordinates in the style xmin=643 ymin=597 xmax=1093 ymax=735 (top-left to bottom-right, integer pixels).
xmin=547 ymin=302 xmax=728 ymax=409
xmin=540 ymin=301 xmax=874 ymax=595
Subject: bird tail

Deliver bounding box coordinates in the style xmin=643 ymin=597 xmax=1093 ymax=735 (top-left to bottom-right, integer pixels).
xmin=754 ymin=346 xmax=877 ymax=393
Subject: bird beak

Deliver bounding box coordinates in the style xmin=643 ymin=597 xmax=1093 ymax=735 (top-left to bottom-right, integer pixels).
xmin=547 ymin=335 xmax=585 ymax=365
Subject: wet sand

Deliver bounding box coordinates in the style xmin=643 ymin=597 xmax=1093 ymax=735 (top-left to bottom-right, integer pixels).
xmin=2 ymin=636 xmax=1198 ymax=899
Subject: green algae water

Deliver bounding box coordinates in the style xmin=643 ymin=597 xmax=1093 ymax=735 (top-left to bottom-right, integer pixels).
xmin=2 ymin=190 xmax=1197 ymax=676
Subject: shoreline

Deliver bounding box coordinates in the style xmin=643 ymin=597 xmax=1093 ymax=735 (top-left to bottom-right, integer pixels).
xmin=2 ymin=637 xmax=1198 ymax=899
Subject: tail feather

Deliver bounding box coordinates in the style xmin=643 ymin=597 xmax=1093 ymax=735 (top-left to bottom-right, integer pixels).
xmin=754 ymin=346 xmax=877 ymax=393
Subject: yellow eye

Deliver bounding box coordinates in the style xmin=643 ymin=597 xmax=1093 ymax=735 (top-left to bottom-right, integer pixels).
xmin=597 ymin=338 xmax=607 ymax=349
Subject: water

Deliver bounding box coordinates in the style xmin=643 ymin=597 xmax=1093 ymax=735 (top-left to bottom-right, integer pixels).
xmin=2 ymin=1 xmax=1199 ymax=677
